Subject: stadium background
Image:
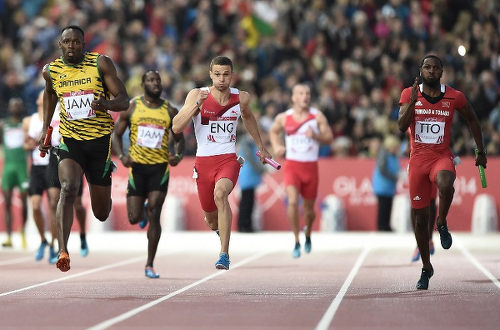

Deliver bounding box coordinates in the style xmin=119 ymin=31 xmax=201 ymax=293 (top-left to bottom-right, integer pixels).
xmin=0 ymin=0 xmax=499 ymax=232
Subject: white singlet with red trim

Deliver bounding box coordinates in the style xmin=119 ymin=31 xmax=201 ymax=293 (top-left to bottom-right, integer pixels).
xmin=284 ymin=107 xmax=320 ymax=162
xmin=193 ymin=87 xmax=241 ymax=156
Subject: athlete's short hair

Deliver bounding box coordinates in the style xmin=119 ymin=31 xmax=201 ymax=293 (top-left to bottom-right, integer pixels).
xmin=141 ymin=70 xmax=160 ymax=83
xmin=61 ymin=25 xmax=85 ymax=39
xmin=210 ymin=56 xmax=233 ymax=71
xmin=420 ymin=54 xmax=443 ymax=68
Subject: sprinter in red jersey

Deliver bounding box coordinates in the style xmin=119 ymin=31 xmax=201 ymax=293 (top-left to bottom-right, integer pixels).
xmin=398 ymin=55 xmax=487 ymax=290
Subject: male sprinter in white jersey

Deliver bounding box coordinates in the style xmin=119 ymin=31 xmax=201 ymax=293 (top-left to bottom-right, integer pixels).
xmin=269 ymin=84 xmax=333 ymax=258
xmin=172 ymin=56 xmax=271 ymax=270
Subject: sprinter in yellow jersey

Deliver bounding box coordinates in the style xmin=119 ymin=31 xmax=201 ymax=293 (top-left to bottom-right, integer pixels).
xmin=113 ymin=70 xmax=185 ymax=278
xmin=38 ymin=25 xmax=129 ymax=272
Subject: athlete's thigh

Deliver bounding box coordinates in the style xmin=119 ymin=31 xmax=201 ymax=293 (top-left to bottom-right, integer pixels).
xmin=408 ymin=156 xmax=432 ymax=208
xmin=88 ymin=183 xmax=111 ymax=211
xmin=83 ymin=135 xmax=113 ymax=186
xmin=126 ymin=195 xmax=146 ymax=221
xmin=286 ymin=184 xmax=300 ymax=205
xmin=58 ymin=158 xmax=83 ymax=192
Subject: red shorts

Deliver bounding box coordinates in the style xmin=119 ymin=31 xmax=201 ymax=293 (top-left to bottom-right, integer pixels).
xmin=283 ymin=160 xmax=318 ymax=200
xmin=408 ymin=153 xmax=455 ymax=209
xmin=194 ymin=153 xmax=241 ymax=212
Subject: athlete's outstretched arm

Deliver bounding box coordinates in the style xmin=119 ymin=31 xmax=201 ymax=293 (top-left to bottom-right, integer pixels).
xmin=112 ymin=100 xmax=134 ymax=167
xmin=269 ymin=113 xmax=286 ymax=158
xmin=456 ymin=100 xmax=487 ymax=168
xmin=172 ymin=88 xmax=205 ymax=134
xmin=39 ymin=65 xmax=58 ymax=150
xmin=168 ymin=104 xmax=185 ymax=167
xmin=94 ymin=55 xmax=129 ymax=112
xmin=398 ymin=77 xmax=419 ymax=132
xmin=240 ymin=91 xmax=272 ymax=162
xmin=312 ymin=111 xmax=333 ymax=144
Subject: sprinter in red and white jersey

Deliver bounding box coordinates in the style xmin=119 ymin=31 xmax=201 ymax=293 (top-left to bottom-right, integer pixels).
xmin=398 ymin=55 xmax=487 ymax=290
xmin=172 ymin=56 xmax=271 ymax=270
xmin=269 ymin=84 xmax=333 ymax=259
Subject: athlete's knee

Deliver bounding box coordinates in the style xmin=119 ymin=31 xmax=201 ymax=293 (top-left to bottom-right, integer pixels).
xmin=213 ymin=188 xmax=229 ymax=207
xmin=93 ymin=202 xmax=111 ymax=222
xmin=60 ymin=181 xmax=79 ymax=201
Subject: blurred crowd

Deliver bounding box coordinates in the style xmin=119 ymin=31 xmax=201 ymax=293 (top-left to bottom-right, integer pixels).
xmin=1 ymin=0 xmax=500 ymax=157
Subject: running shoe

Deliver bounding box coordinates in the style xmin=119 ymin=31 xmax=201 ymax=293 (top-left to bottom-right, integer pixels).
xmin=304 ymin=236 xmax=312 ymax=254
xmin=292 ymin=242 xmax=301 ymax=258
xmin=20 ymin=231 xmax=27 ymax=250
xmin=437 ymin=224 xmax=452 ymax=249
xmin=411 ymin=247 xmax=421 ymax=262
xmin=35 ymin=241 xmax=48 ymax=261
xmin=139 ymin=201 xmax=149 ymax=229
xmin=49 ymin=246 xmax=58 ymax=264
xmin=215 ymin=252 xmax=230 ymax=270
xmin=411 ymin=240 xmax=435 ymax=262
xmin=416 ymin=266 xmax=434 ymax=290
xmin=2 ymin=238 xmax=13 ymax=248
xmin=145 ymin=267 xmax=160 ymax=279
xmin=80 ymin=238 xmax=89 ymax=257
xmin=56 ymin=251 xmax=71 ymax=272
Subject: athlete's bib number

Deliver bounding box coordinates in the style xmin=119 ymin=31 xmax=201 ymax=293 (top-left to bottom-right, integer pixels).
xmin=4 ymin=127 xmax=24 ymax=149
xmin=206 ymin=120 xmax=236 ymax=144
xmin=137 ymin=124 xmax=165 ymax=149
xmin=289 ymin=134 xmax=314 ymax=152
xmin=63 ymin=90 xmax=95 ymax=120
xmin=415 ymin=121 xmax=445 ymax=144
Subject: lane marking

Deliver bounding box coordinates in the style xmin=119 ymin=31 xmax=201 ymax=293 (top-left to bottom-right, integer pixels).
xmin=456 ymin=241 xmax=500 ymax=290
xmin=0 ymin=256 xmax=33 ymax=266
xmin=315 ymin=246 xmax=371 ymax=330
xmin=0 ymin=255 xmax=147 ymax=297
xmin=86 ymin=251 xmax=271 ymax=330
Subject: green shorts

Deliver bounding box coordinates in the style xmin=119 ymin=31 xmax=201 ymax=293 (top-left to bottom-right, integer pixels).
xmin=1 ymin=162 xmax=28 ymax=192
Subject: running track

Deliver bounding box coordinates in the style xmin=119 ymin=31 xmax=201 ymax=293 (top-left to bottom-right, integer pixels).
xmin=1 ymin=232 xmax=499 ymax=329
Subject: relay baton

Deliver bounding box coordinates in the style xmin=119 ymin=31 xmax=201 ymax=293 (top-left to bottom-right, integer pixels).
xmin=40 ymin=126 xmax=53 ymax=158
xmin=474 ymin=149 xmax=487 ymax=188
xmin=256 ymin=151 xmax=281 ymax=170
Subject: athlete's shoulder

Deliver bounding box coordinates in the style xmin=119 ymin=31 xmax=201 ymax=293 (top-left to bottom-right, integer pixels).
xmin=444 ymin=85 xmax=464 ymax=97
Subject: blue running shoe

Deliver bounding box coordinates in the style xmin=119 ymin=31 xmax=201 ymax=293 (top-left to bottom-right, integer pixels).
xmin=139 ymin=202 xmax=149 ymax=229
xmin=215 ymin=252 xmax=230 ymax=270
xmin=80 ymin=238 xmax=89 ymax=257
xmin=145 ymin=267 xmax=160 ymax=278
xmin=304 ymin=237 xmax=312 ymax=254
xmin=49 ymin=246 xmax=58 ymax=264
xmin=292 ymin=242 xmax=301 ymax=258
xmin=411 ymin=247 xmax=420 ymax=262
xmin=35 ymin=241 xmax=48 ymax=261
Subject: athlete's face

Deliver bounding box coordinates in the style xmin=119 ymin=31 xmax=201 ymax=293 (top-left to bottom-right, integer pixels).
xmin=209 ymin=65 xmax=232 ymax=91
xmin=420 ymin=58 xmax=443 ymax=87
xmin=291 ymin=85 xmax=311 ymax=109
xmin=143 ymin=72 xmax=162 ymax=98
xmin=59 ymin=29 xmax=85 ymax=64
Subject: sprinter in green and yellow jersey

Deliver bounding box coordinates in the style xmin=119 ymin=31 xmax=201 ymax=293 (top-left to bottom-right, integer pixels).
xmin=1 ymin=98 xmax=28 ymax=249
xmin=38 ymin=25 xmax=129 ymax=272
xmin=113 ymin=70 xmax=185 ymax=279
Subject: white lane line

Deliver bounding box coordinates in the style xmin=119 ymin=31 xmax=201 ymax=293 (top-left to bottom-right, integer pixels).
xmin=456 ymin=241 xmax=500 ymax=290
xmin=0 ymin=256 xmax=33 ymax=266
xmin=86 ymin=251 xmax=271 ymax=330
xmin=0 ymin=255 xmax=146 ymax=297
xmin=315 ymin=246 xmax=371 ymax=330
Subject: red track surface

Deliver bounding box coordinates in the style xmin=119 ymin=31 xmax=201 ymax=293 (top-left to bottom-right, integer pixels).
xmin=1 ymin=232 xmax=499 ymax=330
